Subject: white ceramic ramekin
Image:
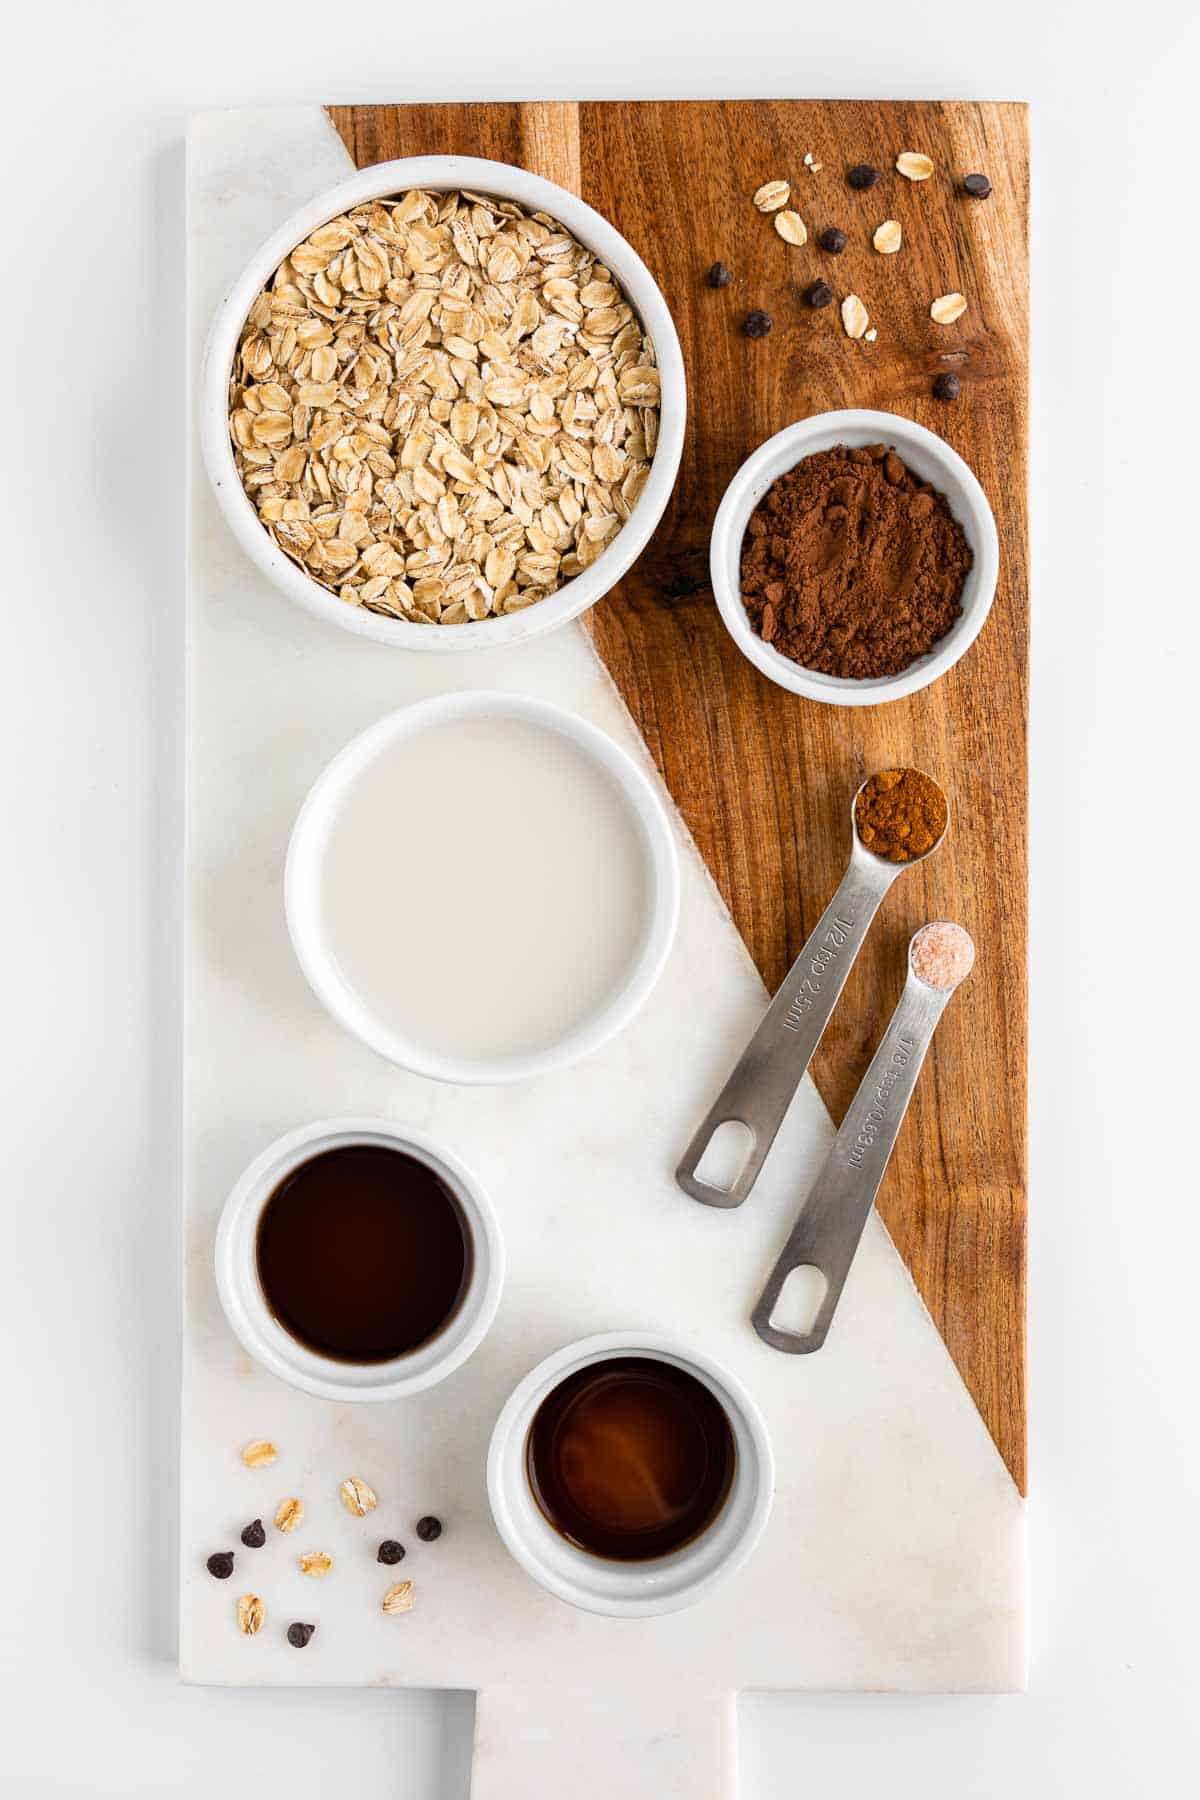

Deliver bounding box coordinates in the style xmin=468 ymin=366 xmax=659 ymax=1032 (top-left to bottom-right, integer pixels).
xmin=486 ymin=1332 xmax=774 ymax=1618
xmin=214 ymin=1117 xmax=504 ymax=1402
xmin=199 ymin=155 xmax=686 ymax=651
xmin=284 ymin=690 xmax=681 ymax=1086
xmin=710 ymin=409 xmax=1000 ymax=706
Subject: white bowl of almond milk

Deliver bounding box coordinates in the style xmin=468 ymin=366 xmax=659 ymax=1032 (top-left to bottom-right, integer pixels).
xmin=285 ymin=692 xmax=680 ymax=1084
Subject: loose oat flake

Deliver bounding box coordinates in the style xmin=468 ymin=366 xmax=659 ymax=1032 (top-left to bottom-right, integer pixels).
xmin=237 ymin=1594 xmax=265 ymax=1636
xmin=382 ymin=1580 xmax=415 ymax=1615
xmin=930 ymin=292 xmax=968 ymax=325
xmin=873 ymin=220 xmax=902 ymax=255
xmin=774 ymin=211 xmax=808 ymax=246
xmin=229 ymin=190 xmax=660 ymax=626
xmin=896 ymin=152 xmax=935 ymax=181
xmin=241 ymin=1440 xmax=278 ymax=1469
xmin=340 ymin=1476 xmax=378 ymax=1517
xmin=841 ymin=295 xmax=870 ymax=340
xmin=299 ymin=1552 xmax=333 ymax=1577
xmin=274 ymin=1498 xmax=304 ymax=1533
xmin=753 ymin=180 xmax=790 ymax=211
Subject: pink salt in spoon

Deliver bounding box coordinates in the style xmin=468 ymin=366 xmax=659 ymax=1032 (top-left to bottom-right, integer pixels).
xmin=752 ymin=921 xmax=975 ymax=1354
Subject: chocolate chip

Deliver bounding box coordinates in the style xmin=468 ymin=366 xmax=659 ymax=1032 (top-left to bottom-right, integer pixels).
xmin=240 ymin=1519 xmax=266 ymax=1549
xmin=804 ymin=280 xmax=834 ymax=309
xmin=206 ymin=1552 xmax=234 ymax=1580
xmin=817 ymin=226 xmax=848 ymax=255
xmin=707 ymin=261 xmax=733 ymax=288
xmin=963 ymin=173 xmax=992 ymax=199
xmin=932 ymin=372 xmax=962 ymax=402
xmin=287 ymin=1622 xmax=315 ymax=1649
xmin=847 ymin=164 xmax=881 ymax=190
xmin=416 ymin=1516 xmax=443 ymax=1542
xmin=377 ymin=1539 xmax=406 ymax=1565
xmin=742 ymin=310 xmax=772 ymax=339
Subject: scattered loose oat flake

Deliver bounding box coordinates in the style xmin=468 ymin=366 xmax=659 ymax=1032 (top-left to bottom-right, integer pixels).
xmin=774 ymin=211 xmax=808 ymax=246
xmin=237 ymin=1594 xmax=265 ymax=1636
xmin=340 ymin=1476 xmax=378 ymax=1517
xmin=865 ymin=328 xmax=878 ymax=342
xmin=753 ymin=180 xmax=790 ymax=211
xmin=299 ymin=1552 xmax=333 ymax=1578
xmin=274 ymin=1498 xmax=304 ymax=1533
xmin=841 ymin=295 xmax=870 ymax=340
xmin=241 ymin=1440 xmax=277 ymax=1469
xmin=930 ymin=292 xmax=969 ymax=325
xmin=382 ymin=1580 xmax=415 ymax=1616
xmin=896 ymin=152 xmax=935 ymax=181
xmin=873 ymin=220 xmax=902 ymax=255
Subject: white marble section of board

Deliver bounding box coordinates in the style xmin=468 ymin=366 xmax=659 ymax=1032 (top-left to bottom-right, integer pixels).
xmin=182 ymin=105 xmax=1025 ymax=1791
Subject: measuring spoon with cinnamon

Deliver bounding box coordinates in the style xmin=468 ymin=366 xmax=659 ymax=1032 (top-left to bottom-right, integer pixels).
xmin=675 ymin=768 xmax=947 ymax=1209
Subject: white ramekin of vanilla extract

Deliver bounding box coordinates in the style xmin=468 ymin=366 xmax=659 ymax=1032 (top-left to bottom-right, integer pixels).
xmin=285 ymin=692 xmax=681 ymax=1084
xmin=214 ymin=1118 xmax=504 ymax=1402
xmin=487 ymin=1332 xmax=774 ymax=1617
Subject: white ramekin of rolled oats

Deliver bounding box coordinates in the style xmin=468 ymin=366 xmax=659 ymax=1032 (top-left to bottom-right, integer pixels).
xmin=200 ymin=156 xmax=686 ymax=650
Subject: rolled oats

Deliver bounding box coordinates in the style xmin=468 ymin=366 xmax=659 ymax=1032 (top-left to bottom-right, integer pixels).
xmin=841 ymin=295 xmax=870 ymax=340
xmin=896 ymin=152 xmax=935 ymax=181
xmin=930 ymin=292 xmax=968 ymax=324
xmin=237 ymin=1594 xmax=265 ymax=1636
xmin=753 ymin=180 xmax=790 ymax=211
xmin=873 ymin=220 xmax=902 ymax=255
xmin=274 ymin=1498 xmax=304 ymax=1533
xmin=240 ymin=1440 xmax=277 ymax=1469
xmin=382 ymin=1580 xmax=415 ymax=1615
xmin=773 ymin=211 xmax=808 ymax=246
xmin=229 ymin=191 xmax=660 ymax=626
xmin=340 ymin=1476 xmax=378 ymax=1517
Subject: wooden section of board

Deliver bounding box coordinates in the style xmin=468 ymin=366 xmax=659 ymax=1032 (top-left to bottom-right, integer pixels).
xmin=327 ymin=101 xmax=1029 ymax=1493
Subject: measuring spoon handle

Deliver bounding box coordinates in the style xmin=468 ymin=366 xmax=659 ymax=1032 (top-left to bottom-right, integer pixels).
xmin=675 ymin=856 xmax=898 ymax=1209
xmin=752 ymin=975 xmax=949 ymax=1352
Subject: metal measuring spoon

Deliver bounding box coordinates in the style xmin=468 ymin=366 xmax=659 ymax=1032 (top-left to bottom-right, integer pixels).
xmin=752 ymin=921 xmax=975 ymax=1355
xmin=675 ymin=771 xmax=947 ymax=1209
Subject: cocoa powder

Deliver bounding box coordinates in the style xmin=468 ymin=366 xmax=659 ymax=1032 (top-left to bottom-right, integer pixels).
xmin=740 ymin=444 xmax=972 ymax=678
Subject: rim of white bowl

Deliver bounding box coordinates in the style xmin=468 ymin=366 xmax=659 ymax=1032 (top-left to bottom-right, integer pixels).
xmin=709 ymin=409 xmax=1000 ymax=706
xmin=214 ymin=1116 xmax=505 ymax=1402
xmin=199 ymin=155 xmax=686 ymax=652
xmin=486 ymin=1331 xmax=775 ymax=1617
xmin=285 ymin=690 xmax=682 ymax=1086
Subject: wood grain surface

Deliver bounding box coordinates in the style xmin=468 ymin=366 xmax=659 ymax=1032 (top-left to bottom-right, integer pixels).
xmin=328 ymin=101 xmax=1029 ymax=1492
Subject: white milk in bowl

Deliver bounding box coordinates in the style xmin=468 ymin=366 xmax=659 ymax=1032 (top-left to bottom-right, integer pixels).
xmin=294 ymin=697 xmax=679 ymax=1082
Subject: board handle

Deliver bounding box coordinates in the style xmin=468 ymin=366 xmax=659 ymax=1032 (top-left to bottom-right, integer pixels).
xmin=471 ymin=1682 xmax=734 ymax=1799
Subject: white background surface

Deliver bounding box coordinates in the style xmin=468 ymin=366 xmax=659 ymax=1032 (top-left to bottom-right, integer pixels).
xmin=1 ymin=1 xmax=1195 ymax=1795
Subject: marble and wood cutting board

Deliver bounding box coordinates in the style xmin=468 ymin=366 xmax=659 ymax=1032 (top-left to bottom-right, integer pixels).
xmin=182 ymin=100 xmax=1028 ymax=1798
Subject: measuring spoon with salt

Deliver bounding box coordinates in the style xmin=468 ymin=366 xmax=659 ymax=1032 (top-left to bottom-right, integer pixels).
xmin=675 ymin=769 xmax=947 ymax=1209
xmin=752 ymin=921 xmax=974 ymax=1353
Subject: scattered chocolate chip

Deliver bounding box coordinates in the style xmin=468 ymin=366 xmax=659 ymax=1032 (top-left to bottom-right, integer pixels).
xmin=963 ymin=173 xmax=992 ymax=199
xmin=206 ymin=1552 xmax=234 ymax=1580
xmin=377 ymin=1539 xmax=406 ymax=1565
xmin=932 ymin=372 xmax=962 ymax=402
xmin=416 ymin=1516 xmax=443 ymax=1543
xmin=707 ymin=261 xmax=733 ymax=288
xmin=240 ymin=1519 xmax=266 ymax=1549
xmin=287 ymin=1622 xmax=315 ymax=1649
xmin=817 ymin=226 xmax=848 ymax=255
xmin=847 ymin=164 xmax=881 ymax=190
xmin=804 ymin=280 xmax=834 ymax=309
xmin=742 ymin=310 xmax=773 ymax=339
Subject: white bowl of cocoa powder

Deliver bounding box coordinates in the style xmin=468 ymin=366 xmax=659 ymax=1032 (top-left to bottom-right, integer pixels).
xmin=710 ymin=410 xmax=998 ymax=705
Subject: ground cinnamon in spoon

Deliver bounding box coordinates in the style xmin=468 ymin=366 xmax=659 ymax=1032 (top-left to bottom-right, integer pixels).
xmin=740 ymin=444 xmax=971 ymax=677
xmin=854 ymin=768 xmax=947 ymax=862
